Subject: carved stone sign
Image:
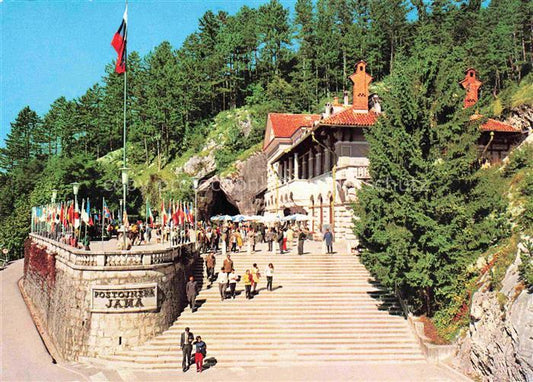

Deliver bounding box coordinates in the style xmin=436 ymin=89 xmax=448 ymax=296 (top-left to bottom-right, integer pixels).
xmin=91 ymin=283 xmax=158 ymax=313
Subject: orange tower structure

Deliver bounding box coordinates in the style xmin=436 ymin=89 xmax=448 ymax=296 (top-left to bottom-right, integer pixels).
xmin=460 ymin=68 xmax=483 ymax=108
xmin=349 ymin=60 xmax=373 ymax=112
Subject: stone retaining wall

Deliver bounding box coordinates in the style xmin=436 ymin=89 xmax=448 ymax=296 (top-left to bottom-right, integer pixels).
xmin=23 ymin=235 xmax=197 ymax=361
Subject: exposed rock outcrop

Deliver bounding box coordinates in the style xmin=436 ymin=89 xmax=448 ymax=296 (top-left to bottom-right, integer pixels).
xmin=456 ymin=241 xmax=533 ymax=382
xmin=505 ymin=105 xmax=533 ymax=134
xmin=198 ymin=152 xmax=267 ymax=217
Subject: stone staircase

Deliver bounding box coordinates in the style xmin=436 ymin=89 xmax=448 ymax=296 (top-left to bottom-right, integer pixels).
xmin=92 ymin=242 xmax=425 ymax=369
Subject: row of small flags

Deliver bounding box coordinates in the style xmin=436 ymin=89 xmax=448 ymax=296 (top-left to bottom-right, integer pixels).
xmin=31 ymin=199 xmax=107 ymax=231
xmin=158 ymin=199 xmax=194 ymax=227
xmin=31 ymin=198 xmax=194 ymax=233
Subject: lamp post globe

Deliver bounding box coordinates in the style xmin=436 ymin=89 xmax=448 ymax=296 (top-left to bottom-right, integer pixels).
xmin=71 ymin=182 xmax=80 ymax=197
xmin=120 ymin=167 xmax=130 ymax=185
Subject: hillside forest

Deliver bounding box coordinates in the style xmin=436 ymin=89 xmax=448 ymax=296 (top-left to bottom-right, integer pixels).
xmin=1 ymin=0 xmax=532 ymax=337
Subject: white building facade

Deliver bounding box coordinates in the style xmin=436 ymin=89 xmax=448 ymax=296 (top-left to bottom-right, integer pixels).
xmin=263 ymin=61 xmax=380 ymax=242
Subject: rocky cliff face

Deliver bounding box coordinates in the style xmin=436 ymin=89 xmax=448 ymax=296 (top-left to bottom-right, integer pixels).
xmin=456 ymin=241 xmax=533 ymax=382
xmin=506 ymin=105 xmax=533 ymax=134
xmin=197 ymin=152 xmax=267 ymax=217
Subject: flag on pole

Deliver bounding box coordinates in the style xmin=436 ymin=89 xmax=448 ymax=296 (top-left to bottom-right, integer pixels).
xmin=60 ymin=202 xmax=65 ymax=227
xmin=87 ymin=198 xmax=94 ymax=226
xmin=68 ymin=202 xmax=74 ymax=225
xmin=189 ymin=202 xmax=194 ymax=224
xmin=161 ymin=199 xmax=167 ymax=226
xmin=168 ymin=201 xmax=172 ymax=227
xmin=172 ymin=200 xmax=179 ymax=226
xmin=111 ymin=5 xmax=128 ymax=74
xmin=103 ymin=199 xmax=111 ymax=220
xmin=81 ymin=199 xmax=88 ymax=224
xmin=184 ymin=202 xmax=189 ymax=224
xmin=74 ymin=198 xmax=80 ymax=229
xmin=146 ymin=201 xmax=154 ymax=226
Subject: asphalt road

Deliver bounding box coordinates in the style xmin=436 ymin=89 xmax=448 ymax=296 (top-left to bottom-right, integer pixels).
xmin=1 ymin=259 xmax=85 ymax=381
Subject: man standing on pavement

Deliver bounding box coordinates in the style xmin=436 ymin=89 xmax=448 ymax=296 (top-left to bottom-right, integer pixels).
xmin=205 ymin=251 xmax=216 ymax=283
xmin=186 ymin=276 xmax=198 ymax=312
xmin=323 ymin=228 xmax=334 ymax=254
xmin=180 ymin=327 xmax=194 ymax=372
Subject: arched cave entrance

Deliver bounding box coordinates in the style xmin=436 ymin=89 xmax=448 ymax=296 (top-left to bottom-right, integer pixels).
xmin=201 ymin=181 xmax=240 ymax=220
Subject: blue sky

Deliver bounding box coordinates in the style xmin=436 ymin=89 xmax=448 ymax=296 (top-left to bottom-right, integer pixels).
xmin=1 ymin=0 xmax=297 ymax=147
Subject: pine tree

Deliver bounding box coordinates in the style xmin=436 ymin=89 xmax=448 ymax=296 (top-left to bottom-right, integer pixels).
xmin=293 ymin=0 xmax=317 ymax=110
xmin=0 ymin=106 xmax=41 ymax=171
xmin=257 ymin=0 xmax=292 ymax=80
xmin=354 ymin=52 xmax=508 ymax=314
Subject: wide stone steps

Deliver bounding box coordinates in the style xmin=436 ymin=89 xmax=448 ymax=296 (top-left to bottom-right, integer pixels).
xmin=93 ymin=244 xmax=425 ymax=369
xmin=95 ymin=355 xmax=426 ymax=371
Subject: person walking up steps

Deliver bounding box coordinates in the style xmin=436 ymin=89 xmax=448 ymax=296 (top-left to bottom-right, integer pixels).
xmin=228 ymin=268 xmax=238 ymax=299
xmin=323 ymin=228 xmax=334 ymax=254
xmin=265 ymin=263 xmax=274 ymax=291
xmin=216 ymin=267 xmax=228 ymax=301
xmin=267 ymin=228 xmax=274 ymax=252
xmin=251 ymin=263 xmax=261 ymax=295
xmin=298 ymin=228 xmax=306 ymax=255
xmin=286 ymin=226 xmax=294 ymax=252
xmin=243 ymin=269 xmax=252 ymax=299
xmin=205 ymin=251 xmax=216 ymax=283
xmin=180 ymin=327 xmax=194 ymax=372
xmin=193 ymin=336 xmax=207 ymax=372
xmin=223 ymin=254 xmax=233 ymax=276
xmin=277 ymin=228 xmax=284 ymax=254
xmin=186 ymin=276 xmax=198 ymax=312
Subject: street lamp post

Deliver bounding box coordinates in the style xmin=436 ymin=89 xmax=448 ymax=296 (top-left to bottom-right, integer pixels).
xmin=51 ymin=189 xmax=58 ymax=204
xmin=121 ymin=167 xmax=129 ymax=249
xmin=193 ymin=178 xmax=199 ymax=250
xmin=71 ymin=182 xmax=80 ymax=239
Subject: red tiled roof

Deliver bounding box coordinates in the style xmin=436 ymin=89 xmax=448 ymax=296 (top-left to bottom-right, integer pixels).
xmin=321 ymin=108 xmax=378 ymax=126
xmin=470 ymin=114 xmax=519 ymax=133
xmin=481 ymin=118 xmax=519 ymax=133
xmin=269 ymin=113 xmax=321 ymax=138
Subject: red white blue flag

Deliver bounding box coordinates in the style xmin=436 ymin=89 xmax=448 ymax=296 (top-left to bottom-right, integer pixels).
xmin=111 ymin=6 xmax=127 ymax=74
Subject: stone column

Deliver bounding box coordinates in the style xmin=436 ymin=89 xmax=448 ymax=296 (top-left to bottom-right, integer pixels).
xmin=294 ymin=153 xmax=299 ymax=180
xmin=288 ymin=155 xmax=294 ymax=181
xmin=324 ymin=145 xmax=331 ymax=172
xmin=303 ymin=152 xmax=308 ymax=179
xmin=308 ymin=150 xmax=314 ymax=179
xmin=315 ymin=147 xmax=322 ymax=177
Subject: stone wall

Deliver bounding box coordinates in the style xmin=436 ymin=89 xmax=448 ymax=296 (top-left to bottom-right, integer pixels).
xmin=23 ymin=236 xmax=197 ymax=360
xmin=455 ymin=245 xmax=533 ymax=381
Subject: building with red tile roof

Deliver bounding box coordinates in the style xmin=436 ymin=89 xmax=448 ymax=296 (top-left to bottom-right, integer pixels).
xmin=263 ymin=113 xmax=320 ymax=153
xmin=263 ymin=61 xmax=380 ymax=242
xmin=261 ymin=63 xmax=526 ymax=243
xmin=460 ymin=69 xmax=524 ymax=163
xmin=321 ymin=108 xmax=378 ymax=127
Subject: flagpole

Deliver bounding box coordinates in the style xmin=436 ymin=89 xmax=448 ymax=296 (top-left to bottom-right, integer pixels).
xmin=122 ymin=1 xmax=128 ymax=250
xmin=101 ymin=197 xmax=106 ymax=246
